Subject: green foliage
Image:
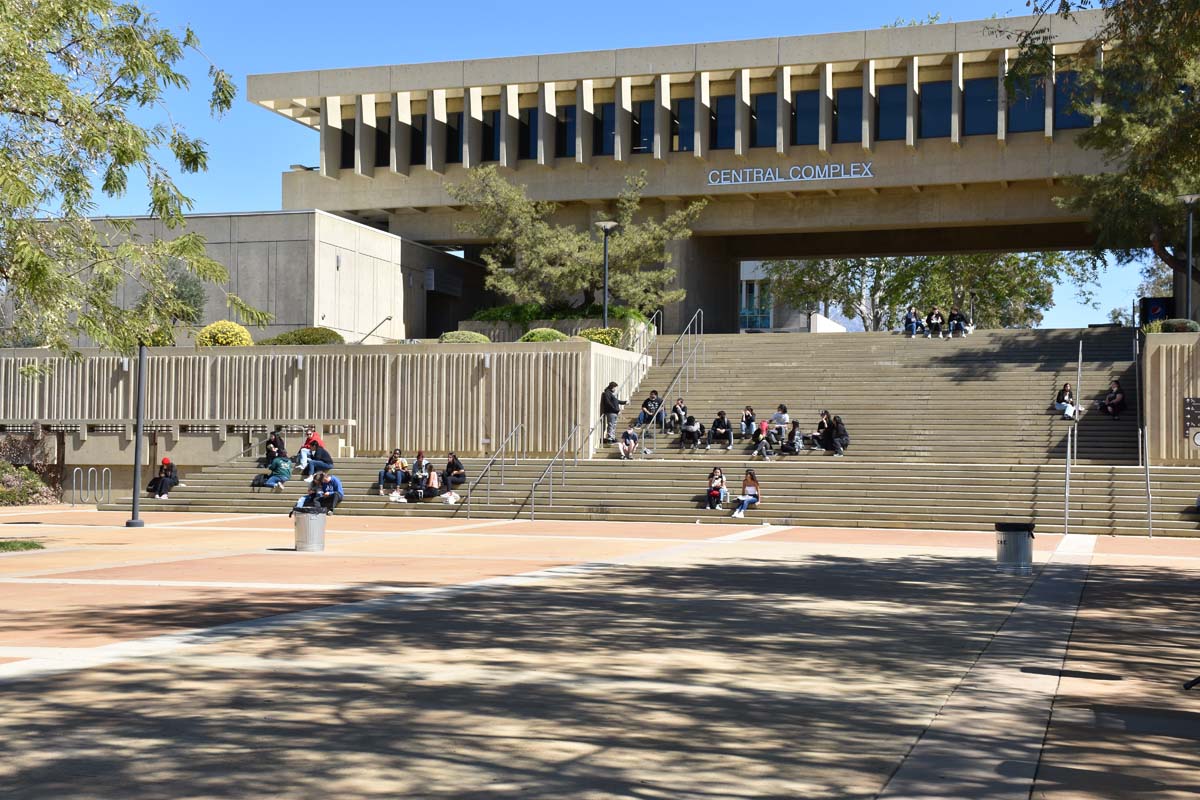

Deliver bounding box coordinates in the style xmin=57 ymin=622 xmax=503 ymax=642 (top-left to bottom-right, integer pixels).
xmin=1141 ymin=320 xmax=1164 ymax=333
xmin=257 ymin=327 xmax=345 ymax=346
xmin=439 ymin=330 xmax=491 ymax=344
xmin=470 ymin=303 xmax=649 ymax=325
xmin=518 ymin=327 xmax=570 ymax=343
xmin=0 ymin=0 xmax=268 ymax=357
xmin=764 ymin=252 xmax=1106 ymax=331
xmin=578 ymin=327 xmax=623 ymax=348
xmin=0 ymin=460 xmax=57 ymax=506
xmin=447 ymin=166 xmax=706 ymax=314
xmin=1160 ymin=318 xmax=1200 ymax=333
xmin=196 ymin=320 xmax=252 ymax=347
xmin=0 ymin=540 xmax=44 ymax=552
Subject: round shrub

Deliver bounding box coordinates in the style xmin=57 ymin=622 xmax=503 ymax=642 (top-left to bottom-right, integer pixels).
xmin=257 ymin=327 xmax=345 ymax=346
xmin=1159 ymin=318 xmax=1200 ymax=333
xmin=578 ymin=327 xmax=623 ymax=348
xmin=518 ymin=327 xmax=569 ymax=343
xmin=196 ymin=320 xmax=253 ymax=347
xmin=439 ymin=330 xmax=491 ymax=344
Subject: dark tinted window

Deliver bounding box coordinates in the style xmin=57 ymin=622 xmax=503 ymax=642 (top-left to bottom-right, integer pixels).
xmin=518 ymin=108 xmax=539 ymax=160
xmin=919 ymin=80 xmax=951 ymax=138
xmin=1054 ymin=70 xmax=1092 ymax=129
xmin=632 ymin=99 xmax=654 ymax=154
xmin=834 ymin=87 xmax=861 ymax=144
xmin=555 ymin=105 xmax=575 ymax=158
xmin=793 ymin=90 xmax=819 ymax=146
xmin=877 ymin=84 xmax=906 ymax=141
xmin=672 ymin=97 xmax=694 ymax=152
xmin=482 ymin=110 xmax=500 ymax=162
xmin=339 ymin=125 xmax=354 ymax=170
xmin=594 ymin=102 xmax=615 ymax=156
xmin=751 ymin=93 xmax=775 ymax=148
xmin=1008 ymin=75 xmax=1045 ymax=133
xmin=710 ymin=95 xmax=735 ymax=149
xmin=963 ymin=77 xmax=998 ymax=135
xmin=374 ymin=112 xmax=390 ymax=168
xmin=410 ymin=113 xmax=426 ymax=166
xmin=445 ymin=111 xmax=463 ymax=164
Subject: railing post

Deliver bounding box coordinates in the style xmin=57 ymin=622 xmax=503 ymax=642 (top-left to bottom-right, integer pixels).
xmin=1143 ymin=425 xmax=1153 ymax=538
xmin=1064 ymin=426 xmax=1072 ymax=537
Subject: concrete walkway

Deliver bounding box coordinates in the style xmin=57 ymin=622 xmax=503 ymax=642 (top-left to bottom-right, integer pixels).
xmin=0 ymin=508 xmax=1197 ymax=799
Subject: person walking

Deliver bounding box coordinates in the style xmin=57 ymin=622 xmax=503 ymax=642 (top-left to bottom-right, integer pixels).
xmin=600 ymin=381 xmax=626 ymax=443
xmin=731 ymin=469 xmax=761 ymax=519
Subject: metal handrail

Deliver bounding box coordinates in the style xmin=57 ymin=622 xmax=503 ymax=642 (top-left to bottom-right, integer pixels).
xmin=529 ymin=423 xmax=579 ymax=521
xmin=1142 ymin=424 xmax=1154 ymax=538
xmin=578 ymin=311 xmax=662 ymax=459
xmin=464 ymin=422 xmax=525 ymax=519
xmin=1074 ymin=339 xmax=1083 ymax=462
xmin=648 ymin=310 xmax=706 ymax=442
xmin=1063 ymin=426 xmax=1073 ymax=536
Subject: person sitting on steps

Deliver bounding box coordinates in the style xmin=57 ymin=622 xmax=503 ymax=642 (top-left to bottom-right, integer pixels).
xmin=752 ymin=425 xmax=776 ymax=460
xmin=292 ymin=471 xmax=343 ymax=515
xmin=1095 ymin=380 xmax=1126 ymax=420
xmin=947 ymin=306 xmax=971 ymax=337
xmin=636 ymin=390 xmax=664 ymax=428
xmin=1054 ymin=383 xmax=1076 ymax=420
xmin=302 ymin=443 xmax=334 ymax=480
xmin=296 ymin=425 xmax=324 ymax=472
xmin=147 ymin=457 xmax=178 ymax=499
xmin=731 ymin=469 xmax=761 ymax=519
xmin=600 ymin=381 xmax=626 ymax=444
xmin=680 ymin=415 xmax=704 ymax=449
xmin=378 ymin=449 xmax=410 ymax=495
xmin=770 ymin=404 xmax=790 ymax=440
xmin=618 ymin=424 xmax=640 ymax=460
xmin=804 ymin=410 xmax=831 ymax=451
xmin=829 ymin=415 xmax=850 ymax=457
xmin=262 ymin=454 xmax=292 ymax=492
xmin=666 ymin=397 xmax=687 ymax=434
xmin=705 ymin=466 xmax=728 ymax=510
xmin=740 ymin=406 xmax=756 ymax=437
xmin=780 ymin=420 xmax=803 ymax=455
xmin=925 ymin=307 xmax=945 ymax=339
xmin=706 ymin=411 xmax=734 ymax=450
xmin=443 ymin=452 xmax=467 ymax=489
xmin=903 ymin=306 xmax=926 ymax=338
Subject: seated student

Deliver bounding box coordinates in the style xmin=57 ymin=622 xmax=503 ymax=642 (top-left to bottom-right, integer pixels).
xmin=740 ymin=406 xmax=756 ymax=437
xmin=636 ymin=390 xmax=664 ymax=428
xmin=296 ymin=425 xmax=324 ymax=471
xmin=262 ymin=454 xmax=292 ymax=492
xmin=1095 ymin=380 xmax=1126 ymax=420
xmin=751 ymin=419 xmax=770 ymax=446
xmin=780 ymin=420 xmax=803 ymax=455
xmin=903 ymin=306 xmax=926 ymax=338
xmin=770 ymin=404 xmax=790 ymax=440
xmin=706 ymin=411 xmax=734 ymax=450
xmin=680 ymin=415 xmax=705 ymax=449
xmin=422 ymin=467 xmax=443 ymax=499
xmin=260 ymin=431 xmax=287 ymax=467
xmin=411 ymin=450 xmax=432 ymax=481
xmin=302 ymin=443 xmax=334 ymax=480
xmin=731 ymin=469 xmax=761 ymax=519
xmin=618 ymin=424 xmax=640 ymax=460
xmin=378 ymin=449 xmax=410 ymax=495
xmin=829 ymin=415 xmax=850 ymax=457
xmin=947 ymin=307 xmax=970 ymax=337
xmin=925 ymin=307 xmax=946 ymax=339
xmin=665 ymin=398 xmax=687 ymax=433
xmin=1054 ymin=383 xmax=1076 ymax=420
xmin=752 ymin=426 xmax=775 ymax=461
xmin=804 ymin=410 xmax=832 ymax=450
xmin=443 ymin=452 xmax=467 ymax=488
xmin=292 ymin=471 xmax=343 ymax=515
xmin=705 ymin=467 xmax=728 ymax=510
xmin=147 ymin=457 xmax=178 ymax=499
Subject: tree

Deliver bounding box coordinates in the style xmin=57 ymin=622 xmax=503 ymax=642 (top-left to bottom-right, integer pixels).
xmin=447 ymin=166 xmax=707 ymax=314
xmin=1109 ymin=256 xmax=1173 ymax=325
xmin=763 ymin=257 xmax=907 ymax=331
xmin=0 ymin=0 xmax=267 ymax=355
xmin=1008 ymin=2 xmax=1200 ymax=283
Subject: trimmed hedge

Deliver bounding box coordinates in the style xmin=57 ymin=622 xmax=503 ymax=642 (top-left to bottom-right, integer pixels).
xmin=470 ymin=303 xmax=649 ymax=325
xmin=1158 ymin=318 xmax=1200 ymax=333
xmin=578 ymin=327 xmax=623 ymax=348
xmin=518 ymin=327 xmax=570 ymax=343
xmin=439 ymin=330 xmax=491 ymax=344
xmin=257 ymin=327 xmax=345 ymax=346
xmin=197 ymin=320 xmax=253 ymax=347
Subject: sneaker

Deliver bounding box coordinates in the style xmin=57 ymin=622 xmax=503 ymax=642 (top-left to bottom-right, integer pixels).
xmin=303 ymin=475 xmax=314 ymax=483
xmin=273 ymin=483 xmax=284 ymax=493
xmin=704 ymin=444 xmax=710 ymax=450
xmin=834 ymin=453 xmax=844 ymax=457
xmin=731 ymin=509 xmax=744 ymax=519
xmin=160 ymin=494 xmax=169 ymax=499
xmin=725 ymin=445 xmax=732 ymax=450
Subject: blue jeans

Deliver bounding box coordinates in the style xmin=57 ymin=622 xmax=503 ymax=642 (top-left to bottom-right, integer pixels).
xmin=949 ymin=321 xmax=967 ymax=336
xmin=305 ymin=459 xmax=333 ymax=476
xmin=905 ymin=320 xmax=924 ymax=336
xmin=378 ymin=469 xmax=408 ymax=489
xmin=636 ymin=409 xmax=664 ymax=427
xmin=264 ymin=476 xmax=286 ymax=488
xmin=735 ymin=495 xmax=759 ymax=513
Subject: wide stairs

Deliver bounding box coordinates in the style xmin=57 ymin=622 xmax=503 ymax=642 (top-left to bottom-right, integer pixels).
xmin=103 ymin=328 xmax=1200 ymax=537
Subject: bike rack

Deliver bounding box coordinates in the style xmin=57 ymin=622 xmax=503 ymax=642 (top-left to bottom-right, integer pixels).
xmin=70 ymin=467 xmax=112 ymax=506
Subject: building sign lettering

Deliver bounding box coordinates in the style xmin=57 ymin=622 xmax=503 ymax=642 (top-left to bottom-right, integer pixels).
xmin=707 ymin=162 xmax=875 ymax=187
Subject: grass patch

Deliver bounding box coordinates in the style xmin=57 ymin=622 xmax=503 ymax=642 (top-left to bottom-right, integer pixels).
xmin=0 ymin=540 xmax=44 ymax=552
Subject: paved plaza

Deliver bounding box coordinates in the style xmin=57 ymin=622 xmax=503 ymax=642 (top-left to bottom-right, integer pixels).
xmin=0 ymin=507 xmax=1197 ymax=798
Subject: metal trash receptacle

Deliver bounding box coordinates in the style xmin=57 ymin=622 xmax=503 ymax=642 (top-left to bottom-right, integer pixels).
xmin=294 ymin=509 xmax=327 ymax=552
xmin=995 ymin=521 xmax=1034 ymax=575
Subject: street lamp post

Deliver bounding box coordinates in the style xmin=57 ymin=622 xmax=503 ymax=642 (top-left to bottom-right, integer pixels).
xmin=594 ymin=220 xmax=619 ymax=328
xmin=1180 ymin=195 xmax=1200 ymax=322
xmin=126 ymin=341 xmax=147 ymax=528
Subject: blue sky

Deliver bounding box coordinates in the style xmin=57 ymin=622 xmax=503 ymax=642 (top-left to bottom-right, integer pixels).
xmin=93 ymin=0 xmax=1143 ymax=327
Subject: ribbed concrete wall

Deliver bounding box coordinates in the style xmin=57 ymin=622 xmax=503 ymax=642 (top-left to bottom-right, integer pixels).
xmin=0 ymin=342 xmax=648 ymax=457
xmin=1143 ymin=333 xmax=1200 ymax=465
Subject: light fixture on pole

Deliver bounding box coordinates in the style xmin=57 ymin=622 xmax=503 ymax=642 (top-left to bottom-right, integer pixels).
xmin=126 ymin=341 xmax=147 ymax=528
xmin=594 ymin=220 xmax=620 ymax=329
xmin=1179 ymin=195 xmax=1200 ymax=322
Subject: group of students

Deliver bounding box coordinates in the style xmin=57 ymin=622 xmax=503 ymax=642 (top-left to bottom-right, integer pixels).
xmin=375 ymin=449 xmax=466 ymax=503
xmin=749 ymin=406 xmax=850 ymax=459
xmin=903 ymin=306 xmax=970 ymax=339
xmin=703 ymin=467 xmax=761 ymax=518
xmin=1053 ymin=380 xmax=1127 ymax=421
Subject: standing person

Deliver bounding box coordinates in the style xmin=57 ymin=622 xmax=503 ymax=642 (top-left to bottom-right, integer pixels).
xmin=600 ymin=381 xmax=626 ymax=443
xmin=443 ymin=452 xmax=467 ymax=488
xmin=377 ymin=449 xmax=410 ymax=495
xmin=1054 ymin=383 xmax=1076 ymax=420
xmin=618 ymin=424 xmax=640 ymax=460
xmin=706 ymin=410 xmax=734 ymax=450
xmin=293 ymin=471 xmax=343 ymax=515
xmin=903 ymin=306 xmax=925 ymax=338
xmin=1096 ymin=380 xmax=1126 ymax=420
xmin=947 ymin=307 xmax=970 ymax=337
xmin=770 ymin=404 xmax=790 ymax=441
xmin=262 ymin=454 xmax=292 ymax=492
xmin=680 ymin=415 xmax=704 ymax=449
xmin=147 ymin=457 xmax=178 ymax=499
xmin=302 ymin=443 xmax=334 ymax=481
xmin=925 ymin=307 xmax=945 ymax=339
xmin=636 ymin=390 xmax=664 ymax=428
xmin=666 ymin=397 xmax=688 ymax=433
xmin=740 ymin=406 xmax=756 ymax=437
xmin=830 ymin=415 xmax=850 ymax=457
xmin=705 ymin=467 xmax=728 ymax=510
xmin=731 ymin=469 xmax=762 ymax=519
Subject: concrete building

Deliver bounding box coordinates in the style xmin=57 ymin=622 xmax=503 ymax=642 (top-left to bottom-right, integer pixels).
xmin=248 ymin=10 xmax=1117 ymax=333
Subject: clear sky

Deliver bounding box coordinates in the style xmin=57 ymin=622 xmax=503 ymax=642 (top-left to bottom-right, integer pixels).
xmin=93 ymin=0 xmax=1143 ymax=327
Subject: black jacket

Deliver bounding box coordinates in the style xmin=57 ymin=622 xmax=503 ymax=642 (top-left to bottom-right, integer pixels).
xmin=926 ymin=312 xmax=944 ymax=327
xmin=1056 ymin=390 xmax=1074 ymax=405
xmin=711 ymin=416 xmax=731 ymax=433
xmin=311 ymin=446 xmax=334 ymax=465
xmin=641 ymin=396 xmax=662 ymax=414
xmin=600 ymin=389 xmax=624 ymax=415
xmin=446 ymin=456 xmax=465 ymax=476
xmin=833 ymin=420 xmax=849 ymax=442
xmin=947 ymin=311 xmax=969 ymax=325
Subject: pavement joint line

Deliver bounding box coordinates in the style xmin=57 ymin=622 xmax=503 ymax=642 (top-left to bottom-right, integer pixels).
xmin=0 ymin=507 xmax=90 ymax=518
xmin=708 ymin=525 xmax=793 ymax=542
xmin=0 ymin=577 xmax=434 ymax=591
xmin=151 ymin=513 xmax=277 ymax=528
xmin=0 ymin=548 xmax=270 ymax=579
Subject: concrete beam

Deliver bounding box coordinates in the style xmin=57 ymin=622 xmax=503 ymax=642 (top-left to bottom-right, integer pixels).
xmin=734 ymin=69 xmax=751 ymax=157
xmin=576 ymin=79 xmax=594 ymax=166
xmin=693 ymin=71 xmax=711 ymax=160
xmin=776 ymin=66 xmax=791 ymax=157
xmin=319 ymin=96 xmax=343 ymax=179
xmin=389 ymin=91 xmax=412 ymax=176
xmin=500 ymin=85 xmax=520 ymax=168
xmin=654 ymin=75 xmax=671 ymax=160
xmin=818 ymin=63 xmax=833 ymax=154
xmin=354 ymin=94 xmax=376 ymax=178
xmin=463 ymin=87 xmax=484 ymax=168
xmin=614 ymin=76 xmax=633 ymax=162
xmin=426 ymin=88 xmax=447 ymax=174
xmin=538 ymin=82 xmax=556 ymax=166
xmin=862 ymin=60 xmax=876 ymax=153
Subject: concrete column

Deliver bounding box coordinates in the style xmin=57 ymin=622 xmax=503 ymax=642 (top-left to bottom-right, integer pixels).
xmin=861 ymin=60 xmax=876 ymax=152
xmin=997 ymin=51 xmax=1009 ymax=146
xmin=426 ymin=88 xmax=447 ymax=174
xmin=500 ymin=84 xmax=520 ymax=168
xmin=614 ymin=76 xmax=633 ymax=161
xmin=818 ymin=63 xmax=833 ymax=154
xmin=950 ymin=53 xmax=963 ymax=147
xmin=389 ymin=91 xmax=412 ymax=176
xmin=463 ymin=87 xmax=483 ymax=168
xmin=776 ymin=66 xmax=791 ymax=156
xmin=1044 ymin=50 xmax=1056 ymax=140
xmin=1093 ymin=48 xmax=1104 ymax=126
xmin=576 ymin=79 xmax=594 ymax=165
xmin=694 ymin=71 xmax=711 ymax=159
xmin=653 ymin=74 xmax=671 ymax=159
xmin=319 ymin=96 xmax=342 ymax=179
xmin=537 ymin=82 xmax=556 ymax=166
xmin=734 ymin=68 xmax=751 ymax=156
xmin=906 ymin=56 xmax=918 ymax=150
xmin=354 ymin=94 xmax=376 ymax=178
